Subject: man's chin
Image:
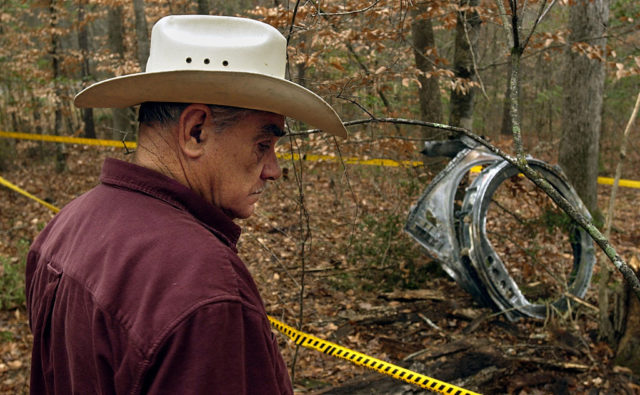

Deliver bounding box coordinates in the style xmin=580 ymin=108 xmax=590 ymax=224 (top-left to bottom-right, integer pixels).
xmin=223 ymin=205 xmax=255 ymax=220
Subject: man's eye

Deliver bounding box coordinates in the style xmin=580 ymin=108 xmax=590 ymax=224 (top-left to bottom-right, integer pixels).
xmin=258 ymin=142 xmax=271 ymax=151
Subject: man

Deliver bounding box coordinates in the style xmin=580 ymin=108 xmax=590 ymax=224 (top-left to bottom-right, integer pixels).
xmin=26 ymin=15 xmax=346 ymax=394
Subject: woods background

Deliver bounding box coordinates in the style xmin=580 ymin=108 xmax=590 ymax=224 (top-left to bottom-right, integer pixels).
xmin=1 ymin=0 xmax=640 ymax=393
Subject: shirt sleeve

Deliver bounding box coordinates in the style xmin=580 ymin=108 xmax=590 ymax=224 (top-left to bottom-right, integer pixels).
xmin=139 ymin=301 xmax=292 ymax=395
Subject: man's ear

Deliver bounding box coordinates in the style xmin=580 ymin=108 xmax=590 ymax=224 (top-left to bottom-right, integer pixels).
xmin=178 ymin=104 xmax=211 ymax=159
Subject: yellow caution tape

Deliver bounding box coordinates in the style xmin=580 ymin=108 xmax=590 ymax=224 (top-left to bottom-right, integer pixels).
xmin=0 ymin=173 xmax=480 ymax=394
xmin=0 ymin=131 xmax=137 ymax=150
xmin=268 ymin=316 xmax=481 ymax=395
xmin=2 ymin=131 xmax=639 ymax=188
xmin=469 ymin=165 xmax=640 ymax=189
xmin=277 ymin=152 xmax=424 ymax=168
xmin=0 ymin=176 xmax=60 ymax=213
xmin=597 ymin=176 xmax=640 ymax=190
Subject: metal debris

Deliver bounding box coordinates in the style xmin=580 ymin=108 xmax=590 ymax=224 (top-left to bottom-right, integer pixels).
xmin=405 ymin=138 xmax=595 ymax=320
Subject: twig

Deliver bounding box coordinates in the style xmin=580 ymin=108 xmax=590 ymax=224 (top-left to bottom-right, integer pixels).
xmin=314 ymin=0 xmax=381 ymax=16
xmin=487 ymin=228 xmax=568 ymax=288
xmin=603 ymin=90 xmax=640 ymax=239
xmin=245 ymin=232 xmax=301 ymax=290
xmin=285 ymin=2 xmax=304 ymax=383
xmin=477 ymin=23 xmax=638 ymax=72
xmin=509 ymin=356 xmax=590 ymax=371
xmin=563 ymin=292 xmax=599 ymax=312
xmin=459 ymin=4 xmax=489 ymax=100
xmin=417 ymin=312 xmax=444 ymax=332
xmin=286 ymin=0 xmax=302 ymax=46
xmin=286 ymin=123 xmax=311 ymax=383
xmin=598 ymin=90 xmax=640 ymax=340
xmin=509 ymin=0 xmax=520 ymax=50
xmin=402 ymin=36 xmax=441 ymax=70
xmin=494 ymin=0 xmax=514 ymax=47
xmin=378 ymin=205 xmax=401 ymax=268
xmin=309 ymin=116 xmax=640 ymax=301
xmin=337 ymin=91 xmax=377 ymax=119
xmin=536 ymin=0 xmax=557 ymax=33
xmin=490 ymin=198 xmax=527 ymax=224
xmin=331 ymin=136 xmax=361 ymax=267
xmin=521 ymin=0 xmax=558 ymax=51
xmin=313 ymin=2 xmax=397 ymax=117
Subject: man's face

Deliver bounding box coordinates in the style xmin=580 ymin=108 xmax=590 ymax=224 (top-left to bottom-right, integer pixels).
xmin=200 ymin=110 xmax=285 ymax=219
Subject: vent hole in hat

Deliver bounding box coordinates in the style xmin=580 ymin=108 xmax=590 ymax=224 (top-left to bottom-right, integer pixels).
xmin=222 ymin=60 xmax=229 ymax=66
xmin=186 ymin=57 xmax=192 ymax=63
xmin=204 ymin=58 xmax=210 ymax=64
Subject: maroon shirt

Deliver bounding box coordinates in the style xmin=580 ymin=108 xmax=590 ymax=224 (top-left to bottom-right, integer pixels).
xmin=26 ymin=158 xmax=293 ymax=394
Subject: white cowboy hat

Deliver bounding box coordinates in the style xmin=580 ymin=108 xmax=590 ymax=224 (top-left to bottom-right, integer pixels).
xmin=74 ymin=15 xmax=347 ymax=138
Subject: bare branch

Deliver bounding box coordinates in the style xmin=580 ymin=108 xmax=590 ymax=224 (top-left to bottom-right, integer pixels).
xmin=597 ymin=90 xmax=639 ymax=341
xmin=337 ymin=90 xmax=378 ymax=119
xmin=286 ymin=0 xmax=302 ymax=45
xmin=284 ymin=118 xmax=311 ymax=382
xmin=509 ymin=54 xmax=526 ymax=160
xmin=604 ymin=90 xmax=640 ymax=238
xmin=537 ymin=0 xmax=558 ymax=28
xmin=459 ymin=6 xmax=489 ymax=100
xmin=312 ymin=1 xmax=397 ymax=116
xmin=314 ymin=0 xmax=381 ymax=16
xmin=494 ymin=0 xmax=514 ymax=46
xmin=510 ymin=0 xmax=521 ymax=49
xmin=246 ymin=231 xmax=302 ymax=290
xmin=294 ymin=117 xmax=640 ymax=300
xmin=285 ymin=4 xmax=306 ymax=381
xmin=522 ymin=0 xmax=558 ymax=51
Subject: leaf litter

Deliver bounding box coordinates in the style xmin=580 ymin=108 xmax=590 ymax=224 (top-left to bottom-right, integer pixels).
xmin=0 ymin=139 xmax=639 ymax=394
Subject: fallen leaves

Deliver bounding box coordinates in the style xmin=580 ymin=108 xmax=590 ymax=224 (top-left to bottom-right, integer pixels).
xmin=1 ymin=137 xmax=640 ymax=393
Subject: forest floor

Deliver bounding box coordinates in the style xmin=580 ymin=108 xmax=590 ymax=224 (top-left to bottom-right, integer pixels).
xmin=1 ymin=137 xmax=640 ymax=394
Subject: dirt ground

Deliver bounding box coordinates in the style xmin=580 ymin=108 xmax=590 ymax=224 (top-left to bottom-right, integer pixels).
xmin=1 ymin=138 xmax=639 ymax=394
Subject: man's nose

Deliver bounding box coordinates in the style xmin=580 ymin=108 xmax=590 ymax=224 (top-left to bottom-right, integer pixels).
xmin=261 ymin=149 xmax=282 ymax=181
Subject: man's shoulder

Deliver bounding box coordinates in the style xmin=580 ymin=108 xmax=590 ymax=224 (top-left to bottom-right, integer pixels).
xmin=35 ymin=181 xmax=258 ymax=342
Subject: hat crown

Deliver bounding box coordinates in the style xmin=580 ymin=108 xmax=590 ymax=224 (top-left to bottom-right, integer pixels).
xmin=146 ymin=15 xmax=286 ymax=78
xmin=74 ymin=15 xmax=347 ymax=138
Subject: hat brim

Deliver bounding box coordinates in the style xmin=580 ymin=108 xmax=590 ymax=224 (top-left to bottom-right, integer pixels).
xmin=74 ymin=70 xmax=347 ymax=138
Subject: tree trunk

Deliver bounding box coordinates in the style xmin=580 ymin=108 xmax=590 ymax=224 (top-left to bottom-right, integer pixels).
xmin=78 ymin=0 xmax=96 ymax=138
xmin=615 ymin=259 xmax=640 ymax=375
xmin=49 ymin=0 xmax=67 ymax=173
xmin=294 ymin=30 xmax=312 ymax=89
xmin=500 ymin=64 xmax=520 ymax=136
xmin=197 ymin=0 xmax=210 ymax=15
xmin=558 ymin=0 xmax=609 ymax=215
xmin=108 ymin=3 xmax=131 ymax=140
xmin=448 ymin=0 xmax=480 ymax=130
xmin=411 ymin=4 xmax=443 ymax=138
xmin=133 ymin=0 xmax=149 ymax=70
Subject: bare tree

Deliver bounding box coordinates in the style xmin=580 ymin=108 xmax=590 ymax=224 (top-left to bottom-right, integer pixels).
xmin=411 ymin=3 xmax=443 ymax=138
xmin=107 ymin=2 xmax=131 ymax=140
xmin=599 ymin=92 xmax=640 ymax=373
xmin=500 ymin=65 xmax=519 ymax=135
xmin=558 ymin=0 xmax=610 ymax=215
xmin=77 ymin=0 xmax=96 ymax=139
xmin=133 ymin=0 xmax=150 ymax=69
xmin=449 ymin=0 xmax=481 ymax=130
xmin=49 ymin=0 xmax=67 ymax=172
xmin=489 ymin=0 xmax=640 ymax=304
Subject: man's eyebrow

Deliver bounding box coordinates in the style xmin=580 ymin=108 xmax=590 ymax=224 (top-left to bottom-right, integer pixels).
xmin=261 ymin=123 xmax=286 ymax=137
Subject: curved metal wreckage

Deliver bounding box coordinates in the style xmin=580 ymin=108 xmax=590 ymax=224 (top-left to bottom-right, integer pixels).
xmin=405 ymin=138 xmax=595 ymax=320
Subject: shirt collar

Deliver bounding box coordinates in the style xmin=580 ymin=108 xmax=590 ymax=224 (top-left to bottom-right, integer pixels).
xmin=99 ymin=158 xmax=241 ymax=249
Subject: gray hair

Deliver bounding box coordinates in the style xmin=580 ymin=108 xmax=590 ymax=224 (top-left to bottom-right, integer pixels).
xmin=138 ymin=102 xmax=252 ymax=132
